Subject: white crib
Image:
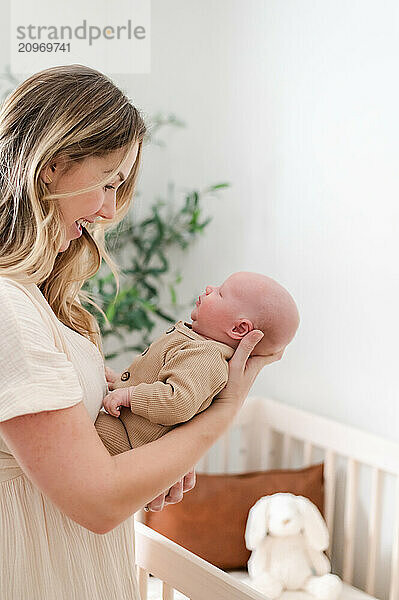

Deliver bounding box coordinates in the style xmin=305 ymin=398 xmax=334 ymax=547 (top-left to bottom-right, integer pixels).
xmin=134 ymin=396 xmax=399 ymax=600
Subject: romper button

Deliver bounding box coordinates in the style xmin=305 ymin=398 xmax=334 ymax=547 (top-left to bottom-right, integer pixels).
xmin=141 ymin=347 xmax=149 ymax=356
xmin=121 ymin=371 xmax=130 ymax=381
xmin=165 ymin=326 xmax=175 ymax=334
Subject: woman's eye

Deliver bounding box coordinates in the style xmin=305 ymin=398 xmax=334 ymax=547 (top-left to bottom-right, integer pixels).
xmin=104 ymin=184 xmax=115 ymax=191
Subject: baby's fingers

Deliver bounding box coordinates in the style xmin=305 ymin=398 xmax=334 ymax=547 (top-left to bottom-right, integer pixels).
xmin=103 ymin=393 xmax=121 ymax=417
xmin=103 ymin=399 xmax=120 ymax=417
xmin=103 ymin=388 xmax=132 ymax=417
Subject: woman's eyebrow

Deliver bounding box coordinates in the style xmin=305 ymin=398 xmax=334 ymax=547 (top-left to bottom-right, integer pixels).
xmin=103 ymin=170 xmax=125 ymax=182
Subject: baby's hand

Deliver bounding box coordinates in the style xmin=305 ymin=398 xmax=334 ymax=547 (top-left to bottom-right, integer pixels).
xmin=102 ymin=387 xmax=133 ymax=417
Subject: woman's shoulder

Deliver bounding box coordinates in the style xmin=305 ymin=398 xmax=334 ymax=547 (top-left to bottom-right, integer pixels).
xmin=0 ymin=275 xmax=36 ymax=294
xmin=0 ymin=276 xmax=42 ymax=314
xmin=0 ymin=276 xmax=57 ymax=343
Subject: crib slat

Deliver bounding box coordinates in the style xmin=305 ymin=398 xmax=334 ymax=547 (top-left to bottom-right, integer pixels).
xmin=243 ymin=416 xmax=263 ymax=471
xmin=260 ymin=423 xmax=274 ymax=470
xmin=389 ymin=475 xmax=399 ymax=600
xmin=366 ymin=467 xmax=382 ymax=595
xmin=342 ymin=458 xmax=358 ymax=583
xmin=195 ymin=455 xmax=205 ymax=472
xmin=222 ymin=428 xmax=231 ymax=472
xmin=324 ymin=449 xmax=336 ymax=560
xmin=162 ymin=581 xmax=174 ymax=600
xmin=282 ymin=433 xmax=292 ymax=468
xmin=138 ymin=567 xmax=148 ymax=600
xmin=302 ymin=440 xmax=313 ymax=466
xmin=202 ymin=451 xmax=210 ymax=474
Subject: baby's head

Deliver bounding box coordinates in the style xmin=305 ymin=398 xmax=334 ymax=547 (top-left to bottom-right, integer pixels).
xmin=190 ymin=271 xmax=300 ymax=356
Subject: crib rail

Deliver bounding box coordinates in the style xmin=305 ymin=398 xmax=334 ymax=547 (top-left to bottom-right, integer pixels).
xmin=195 ymin=396 xmax=399 ymax=600
xmin=134 ymin=521 xmax=267 ymax=600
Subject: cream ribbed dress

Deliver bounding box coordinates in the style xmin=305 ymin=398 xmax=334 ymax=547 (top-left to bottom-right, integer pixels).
xmin=0 ymin=276 xmax=140 ymax=600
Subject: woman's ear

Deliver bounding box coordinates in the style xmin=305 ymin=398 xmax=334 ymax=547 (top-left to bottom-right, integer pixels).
xmin=229 ymin=319 xmax=254 ymax=340
xmin=296 ymin=495 xmax=329 ymax=551
xmin=40 ymin=163 xmax=56 ymax=185
xmin=245 ymin=496 xmax=271 ymax=550
xmin=40 ymin=156 xmax=69 ymax=185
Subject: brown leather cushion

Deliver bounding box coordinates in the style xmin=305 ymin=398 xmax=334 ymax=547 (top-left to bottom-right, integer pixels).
xmin=144 ymin=462 xmax=324 ymax=570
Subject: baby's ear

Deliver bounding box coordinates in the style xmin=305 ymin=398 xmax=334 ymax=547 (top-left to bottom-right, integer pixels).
xmin=229 ymin=319 xmax=254 ymax=339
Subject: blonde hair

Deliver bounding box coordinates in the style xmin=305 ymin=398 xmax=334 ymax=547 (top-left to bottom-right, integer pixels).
xmin=0 ymin=64 xmax=147 ymax=360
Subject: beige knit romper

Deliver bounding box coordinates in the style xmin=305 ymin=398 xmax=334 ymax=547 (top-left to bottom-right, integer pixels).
xmin=95 ymin=320 xmax=234 ymax=454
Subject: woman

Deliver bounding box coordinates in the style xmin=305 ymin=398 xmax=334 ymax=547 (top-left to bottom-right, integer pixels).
xmin=0 ymin=64 xmax=282 ymax=599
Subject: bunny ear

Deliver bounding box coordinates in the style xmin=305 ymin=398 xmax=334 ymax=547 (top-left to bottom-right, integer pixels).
xmin=245 ymin=496 xmax=271 ymax=551
xmin=296 ymin=496 xmax=329 ymax=551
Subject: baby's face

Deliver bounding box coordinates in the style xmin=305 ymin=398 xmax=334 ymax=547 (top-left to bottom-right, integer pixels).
xmin=190 ymin=273 xmax=249 ymax=342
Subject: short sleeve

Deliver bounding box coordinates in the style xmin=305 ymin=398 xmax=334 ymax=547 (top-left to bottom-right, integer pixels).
xmin=0 ymin=280 xmax=84 ymax=422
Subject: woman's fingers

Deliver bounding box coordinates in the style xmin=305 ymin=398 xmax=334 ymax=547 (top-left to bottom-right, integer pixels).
xmin=165 ymin=478 xmax=184 ymax=504
xmin=146 ymin=492 xmax=166 ymax=512
xmin=166 ymin=469 xmax=196 ymax=502
xmin=145 ymin=481 xmax=183 ymax=512
xmin=182 ymin=469 xmax=196 ymax=492
xmin=145 ymin=470 xmax=195 ymax=512
xmin=104 ymin=366 xmax=119 ymax=383
xmin=104 ymin=366 xmax=119 ymax=390
xmin=257 ymin=348 xmax=284 ymax=367
xmin=215 ymin=331 xmax=285 ymax=412
xmin=242 ymin=349 xmax=285 ymax=388
xmin=229 ymin=330 xmax=264 ymax=372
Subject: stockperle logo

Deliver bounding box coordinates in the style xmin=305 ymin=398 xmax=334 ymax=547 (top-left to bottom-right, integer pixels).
xmin=11 ymin=0 xmax=151 ymax=75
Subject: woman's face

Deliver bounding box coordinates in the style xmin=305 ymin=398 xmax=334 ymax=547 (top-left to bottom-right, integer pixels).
xmin=41 ymin=142 xmax=139 ymax=252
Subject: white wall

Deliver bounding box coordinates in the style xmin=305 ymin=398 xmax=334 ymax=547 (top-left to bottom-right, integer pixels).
xmin=119 ymin=0 xmax=399 ymax=443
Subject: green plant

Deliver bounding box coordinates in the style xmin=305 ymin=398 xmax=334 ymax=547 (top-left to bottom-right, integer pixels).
xmin=0 ymin=66 xmax=230 ymax=359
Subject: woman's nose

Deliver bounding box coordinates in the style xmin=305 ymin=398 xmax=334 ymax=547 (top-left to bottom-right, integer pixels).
xmin=97 ymin=194 xmax=116 ymax=221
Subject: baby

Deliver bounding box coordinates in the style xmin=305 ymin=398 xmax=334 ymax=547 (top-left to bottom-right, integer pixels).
xmin=94 ymin=271 xmax=300 ymax=456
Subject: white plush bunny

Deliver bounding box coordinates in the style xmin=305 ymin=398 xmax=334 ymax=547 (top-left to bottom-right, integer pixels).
xmin=244 ymin=493 xmax=343 ymax=600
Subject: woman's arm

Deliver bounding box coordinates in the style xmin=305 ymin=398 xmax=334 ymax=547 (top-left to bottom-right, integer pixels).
xmin=105 ymin=333 xmax=281 ymax=516
xmin=104 ymin=365 xmax=195 ymax=513
xmin=110 ymin=330 xmax=284 ymax=530
xmin=0 ymin=331 xmax=281 ymax=535
xmin=0 ymin=401 xmax=124 ymax=534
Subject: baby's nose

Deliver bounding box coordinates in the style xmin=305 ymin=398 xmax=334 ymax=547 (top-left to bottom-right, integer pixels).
xmin=205 ymin=285 xmax=214 ymax=294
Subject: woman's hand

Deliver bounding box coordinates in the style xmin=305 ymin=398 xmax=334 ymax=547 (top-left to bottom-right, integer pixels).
xmin=214 ymin=330 xmax=284 ymax=413
xmin=104 ymin=366 xmax=119 ymax=391
xmin=145 ymin=468 xmax=196 ymax=512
